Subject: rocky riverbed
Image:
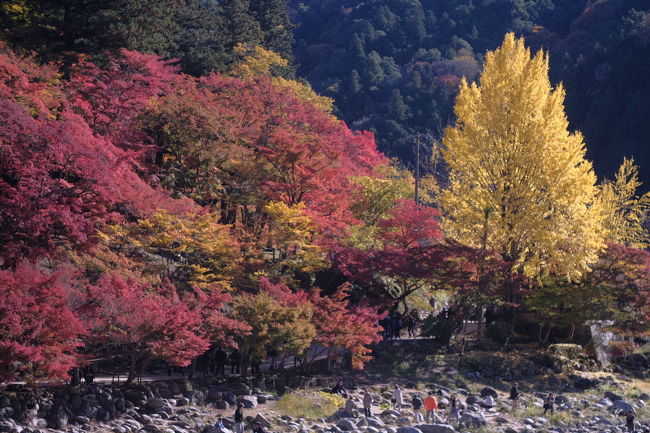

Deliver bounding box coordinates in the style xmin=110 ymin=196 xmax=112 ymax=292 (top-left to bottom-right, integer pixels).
xmin=0 ymin=369 xmax=649 ymax=433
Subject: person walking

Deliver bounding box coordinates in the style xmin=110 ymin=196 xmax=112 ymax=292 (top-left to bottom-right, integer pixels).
xmin=363 ymin=389 xmax=373 ymax=417
xmin=424 ymin=392 xmax=438 ymax=423
xmin=412 ymin=393 xmax=424 ymax=422
xmin=234 ymin=403 xmax=244 ymax=433
xmin=510 ymin=383 xmax=520 ymax=410
xmin=393 ymin=385 xmax=404 ymax=411
xmin=543 ymin=393 xmax=554 ymax=415
xmin=446 ymin=394 xmax=460 ymax=425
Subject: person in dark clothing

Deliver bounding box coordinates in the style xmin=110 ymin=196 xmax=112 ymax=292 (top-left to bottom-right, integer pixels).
xmin=626 ymin=410 xmax=636 ymax=432
xmin=331 ymin=379 xmax=348 ymax=398
xmin=380 ymin=316 xmax=393 ymax=340
xmin=407 ymin=311 xmax=418 ymax=338
xmin=393 ymin=313 xmax=402 ymax=339
xmin=234 ymin=403 xmax=244 ymax=433
xmin=412 ymin=393 xmax=424 ymax=422
xmin=214 ymin=348 xmax=228 ymax=376
xmin=543 ymin=393 xmax=554 ymax=415
xmin=230 ymin=350 xmax=241 ymax=375
xmin=510 ymin=383 xmax=520 ymax=410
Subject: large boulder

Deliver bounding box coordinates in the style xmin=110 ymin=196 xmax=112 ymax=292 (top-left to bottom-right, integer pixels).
xmin=254 ymin=414 xmax=271 ymax=428
xmin=336 ymin=419 xmax=357 ymax=431
xmin=459 ymin=412 xmax=486 ymax=427
xmin=146 ymin=398 xmax=167 ymax=410
xmin=396 ymin=427 xmax=422 ymax=433
xmin=223 ymin=393 xmax=237 ymax=406
xmin=240 ymin=396 xmax=257 ymax=408
xmin=609 ymin=400 xmax=635 ymax=414
xmin=573 ymin=376 xmax=598 ymax=391
xmin=479 ymin=387 xmax=497 ymax=398
xmin=214 ymin=401 xmax=229 ymax=410
xmin=548 ymin=344 xmax=583 ymax=358
xmin=365 ymin=417 xmax=384 ymax=428
xmin=48 ymin=406 xmax=69 ymax=429
xmin=185 ymin=390 xmax=205 ymax=406
xmin=604 ymin=391 xmax=623 ymax=402
xmin=415 ymin=424 xmax=457 ymax=433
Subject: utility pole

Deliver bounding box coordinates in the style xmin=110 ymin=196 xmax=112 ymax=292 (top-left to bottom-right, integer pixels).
xmin=414 ymin=135 xmax=420 ymax=208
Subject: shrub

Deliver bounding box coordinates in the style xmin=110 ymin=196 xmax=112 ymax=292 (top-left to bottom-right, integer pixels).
xmin=486 ymin=321 xmax=513 ymax=346
xmin=274 ymin=391 xmax=345 ymax=420
xmin=547 ymin=344 xmax=583 ymax=358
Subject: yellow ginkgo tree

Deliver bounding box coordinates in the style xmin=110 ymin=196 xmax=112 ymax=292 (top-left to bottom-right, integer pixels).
xmin=600 ymin=158 xmax=650 ymax=248
xmin=437 ymin=33 xmax=606 ymax=279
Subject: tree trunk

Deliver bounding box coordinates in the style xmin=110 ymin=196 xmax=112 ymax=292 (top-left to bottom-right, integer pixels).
xmin=126 ymin=351 xmax=141 ymax=384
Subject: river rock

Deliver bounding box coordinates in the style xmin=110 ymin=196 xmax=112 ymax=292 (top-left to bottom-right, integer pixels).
xmin=240 ymin=396 xmax=257 ymax=408
xmin=479 ymin=387 xmax=497 ymax=398
xmin=336 ymin=419 xmax=357 ymax=431
xmin=459 ymin=411 xmax=486 ymax=426
xmin=609 ymin=400 xmax=634 ymax=414
xmin=186 ymin=390 xmax=205 ymax=406
xmin=604 ymin=391 xmax=623 ymax=402
xmin=255 ymin=414 xmax=271 ymax=428
xmin=396 ymin=427 xmax=422 ymax=433
xmin=147 ymin=398 xmax=167 ymax=410
xmin=415 ymin=424 xmax=456 ymax=433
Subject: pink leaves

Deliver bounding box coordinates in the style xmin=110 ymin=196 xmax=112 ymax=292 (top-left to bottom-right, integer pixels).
xmin=0 ymin=263 xmax=85 ymax=381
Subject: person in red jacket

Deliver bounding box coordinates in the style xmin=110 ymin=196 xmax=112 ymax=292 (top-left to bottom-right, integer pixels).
xmin=423 ymin=391 xmax=438 ymax=423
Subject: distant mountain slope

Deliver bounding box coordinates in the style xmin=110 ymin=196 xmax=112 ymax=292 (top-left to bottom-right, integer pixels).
xmin=291 ymin=0 xmax=650 ymax=187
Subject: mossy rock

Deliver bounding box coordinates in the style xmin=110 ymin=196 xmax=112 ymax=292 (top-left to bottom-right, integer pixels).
xmin=547 ymin=344 xmax=583 ymax=358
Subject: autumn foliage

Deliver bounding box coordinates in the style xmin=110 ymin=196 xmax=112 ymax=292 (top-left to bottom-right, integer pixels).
xmin=0 ymin=43 xmax=392 ymax=381
xmin=2 ymin=33 xmax=649 ymax=382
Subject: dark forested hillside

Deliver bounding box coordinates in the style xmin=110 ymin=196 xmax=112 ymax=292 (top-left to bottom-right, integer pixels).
xmin=0 ymin=0 xmax=294 ymax=76
xmin=290 ymin=0 xmax=650 ymax=186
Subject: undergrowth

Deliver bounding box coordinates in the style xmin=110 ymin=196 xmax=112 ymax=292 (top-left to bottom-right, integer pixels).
xmin=274 ymin=390 xmax=344 ymax=420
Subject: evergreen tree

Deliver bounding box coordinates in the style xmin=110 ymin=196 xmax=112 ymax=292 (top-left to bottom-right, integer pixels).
xmin=437 ymin=33 xmax=605 ymax=279
xmin=363 ymin=51 xmax=384 ymax=86
xmin=349 ymin=69 xmax=362 ymax=93
xmin=221 ymin=0 xmax=262 ymax=52
xmin=249 ymin=0 xmax=294 ymax=62
xmin=174 ymin=0 xmax=228 ymax=75
xmin=389 ymin=89 xmax=408 ymax=121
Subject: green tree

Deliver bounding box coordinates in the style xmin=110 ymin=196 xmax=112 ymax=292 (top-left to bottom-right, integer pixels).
xmin=222 ymin=0 xmax=262 ymax=52
xmin=389 ymin=89 xmax=408 ymax=121
xmin=249 ymin=0 xmax=294 ymax=63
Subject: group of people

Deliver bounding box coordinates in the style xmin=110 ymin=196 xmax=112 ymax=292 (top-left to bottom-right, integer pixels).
xmin=380 ymin=311 xmax=420 ymax=340
xmin=220 ymin=380 xmax=640 ymax=433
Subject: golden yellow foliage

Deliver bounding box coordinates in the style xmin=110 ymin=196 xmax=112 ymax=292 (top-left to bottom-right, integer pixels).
xmin=104 ymin=211 xmax=240 ymax=290
xmin=230 ymin=290 xmax=315 ymax=362
xmin=265 ymin=201 xmax=327 ymax=272
xmin=438 ymin=33 xmax=605 ymax=279
xmin=231 ymin=44 xmax=334 ymax=112
xmin=600 ymin=158 xmax=650 ymax=248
